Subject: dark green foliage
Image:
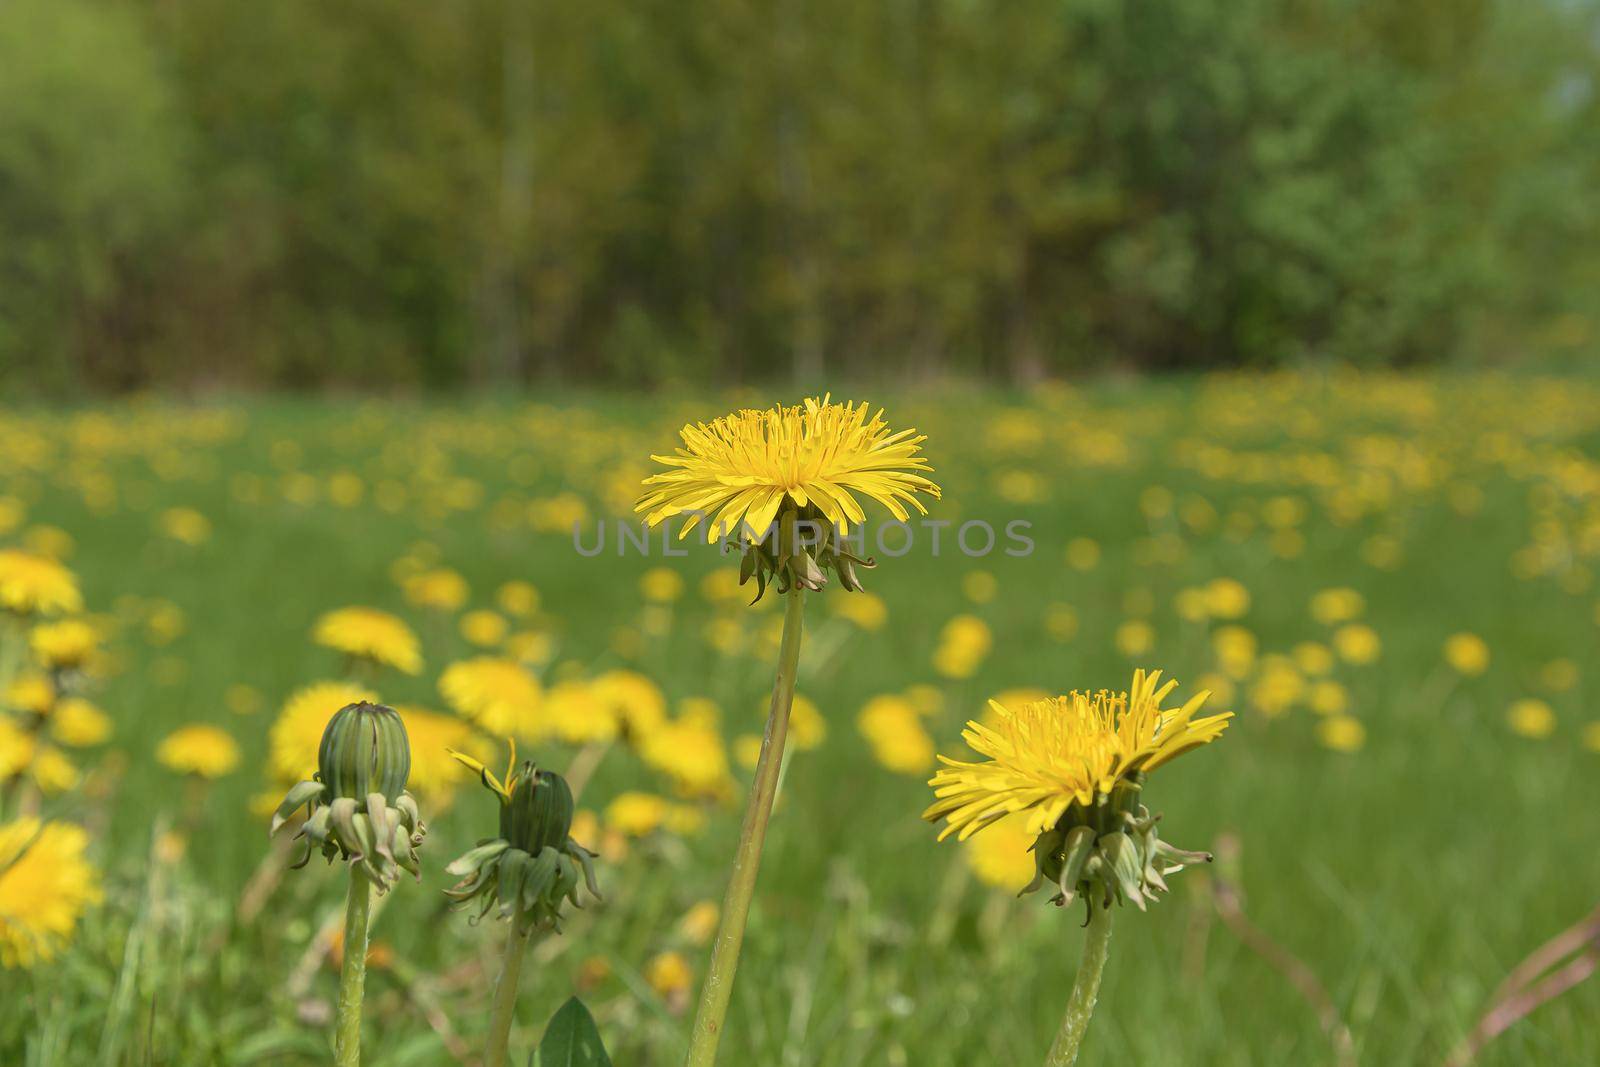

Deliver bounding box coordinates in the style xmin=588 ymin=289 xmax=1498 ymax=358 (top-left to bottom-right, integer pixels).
xmin=1 ymin=0 xmax=1596 ymax=391
xmin=534 ymin=998 xmax=612 ymax=1067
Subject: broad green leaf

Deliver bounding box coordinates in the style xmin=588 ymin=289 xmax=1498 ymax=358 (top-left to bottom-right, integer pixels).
xmin=533 ymin=997 xmax=611 ymax=1067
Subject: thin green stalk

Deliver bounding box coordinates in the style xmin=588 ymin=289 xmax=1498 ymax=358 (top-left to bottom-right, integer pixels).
xmin=335 ymin=867 xmax=373 ymax=1067
xmin=685 ymin=584 xmax=806 ymax=1067
xmin=1045 ymin=904 xmax=1114 ymax=1067
xmin=484 ymin=907 xmax=537 ymax=1067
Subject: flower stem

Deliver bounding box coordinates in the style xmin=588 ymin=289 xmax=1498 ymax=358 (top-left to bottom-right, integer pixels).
xmin=684 ymin=584 xmax=806 ymax=1067
xmin=334 ymin=867 xmax=373 ymax=1067
xmin=484 ymin=907 xmax=536 ymax=1067
xmin=1045 ymin=903 xmax=1114 ymax=1067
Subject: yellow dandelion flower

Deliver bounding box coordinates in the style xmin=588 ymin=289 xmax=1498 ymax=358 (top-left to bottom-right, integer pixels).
xmin=543 ymin=680 xmax=620 ymax=744
xmin=733 ymin=734 xmax=762 ymax=769
xmin=962 ymin=813 xmax=1037 ymax=892
xmin=645 ymin=949 xmax=693 ymax=1003
xmin=640 ymin=567 xmax=685 ymax=603
xmin=1539 ymin=659 xmax=1578 ymax=693
xmin=1065 ymin=538 xmax=1100 ymax=571
xmin=963 ymin=571 xmax=999 ymax=605
xmin=1115 ymin=619 xmax=1155 ymax=658
xmin=1202 ymin=578 xmax=1250 ymax=619
xmin=1310 ymin=587 xmax=1365 ymax=626
xmin=0 ymin=818 xmax=102 ymax=968
xmin=1507 ymin=699 xmax=1556 ymax=739
xmin=590 ymin=670 xmax=668 ymax=738
xmin=459 ymin=609 xmax=508 ymax=648
xmin=402 ymin=568 xmax=469 ymax=612
xmin=6 ymin=673 xmax=55 ymax=716
xmin=1250 ymin=656 xmax=1305 ymax=718
xmin=1308 ymin=680 xmax=1349 ymax=717
xmin=312 ymin=607 xmax=422 ymax=675
xmin=1581 ymin=721 xmax=1600 ymax=754
xmin=50 ymin=698 xmax=112 ymax=747
xmin=924 ymin=670 xmax=1232 ymax=841
xmin=604 ymin=791 xmax=669 ymax=837
xmin=1212 ymin=625 xmax=1257 ymax=679
xmin=1292 ymin=642 xmax=1334 ymax=677
xmin=1316 ymin=715 xmax=1366 ymax=753
xmin=1333 ymin=624 xmax=1381 ymax=665
xmin=156 ymin=725 xmax=240 ymax=779
xmin=641 ymin=716 xmax=732 ymax=799
xmin=438 ymin=657 xmax=543 ymax=738
xmin=636 ymin=395 xmax=940 ymax=542
xmin=158 ymin=507 xmax=212 ymax=546
xmin=393 ymin=705 xmax=486 ymax=803
xmin=1444 ymin=632 xmax=1490 ymax=677
xmin=29 ymin=619 xmax=99 ymax=671
xmin=678 ymin=900 xmax=720 ymax=945
xmin=504 ymin=629 xmax=555 ymax=666
xmin=496 ymin=580 xmax=541 ymax=617
xmin=857 ymin=695 xmax=935 ymax=775
xmin=933 ymin=615 xmax=992 ymax=679
xmin=268 ymin=681 xmax=379 ymax=784
xmin=0 ymin=550 xmax=82 ymax=616
xmin=829 ymin=589 xmax=888 ymax=630
xmin=787 ymin=694 xmax=827 ymax=750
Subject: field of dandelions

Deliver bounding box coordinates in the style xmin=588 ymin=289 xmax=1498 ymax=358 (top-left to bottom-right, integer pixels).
xmin=4 ymin=371 xmax=1600 ymax=1066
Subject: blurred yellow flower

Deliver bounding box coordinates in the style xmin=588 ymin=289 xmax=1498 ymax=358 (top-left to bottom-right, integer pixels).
xmin=1212 ymin=625 xmax=1257 ymax=679
xmin=1115 ymin=619 xmax=1155 ymax=657
xmin=591 ymin=670 xmax=668 ymax=738
xmin=605 ymin=791 xmax=669 ymax=837
xmin=1203 ymin=578 xmax=1250 ymax=619
xmin=962 ymin=813 xmax=1036 ymax=891
xmin=394 ymin=705 xmax=484 ymax=802
xmin=933 ymin=615 xmax=991 ymax=679
xmin=1292 ymin=642 xmax=1334 ymax=677
xmin=312 ymin=607 xmax=422 ymax=675
xmin=504 ymin=630 xmax=555 ymax=666
xmin=6 ymin=673 xmax=55 ymax=716
xmin=1045 ymin=603 xmax=1079 ymax=641
xmin=459 ymin=609 xmax=508 ymax=648
xmin=29 ymin=619 xmax=99 ymax=671
xmin=926 ymin=669 xmax=1231 ymax=840
xmin=1443 ymin=632 xmax=1489 ymax=677
xmin=0 ymin=550 xmax=82 ymax=616
xmin=1333 ymin=624 xmax=1381 ymax=665
xmin=496 ymin=580 xmax=541 ymax=617
xmin=1506 ymin=699 xmax=1556 ymax=739
xmin=1315 ymin=715 xmax=1366 ymax=753
xmin=225 ymin=684 xmax=264 ymax=716
xmin=733 ymin=734 xmax=762 ymax=769
xmin=1310 ymin=588 xmax=1365 ymax=626
xmin=0 ymin=818 xmax=102 ymax=969
xmin=830 ymin=590 xmax=887 ymax=631
xmin=636 ymin=396 xmax=941 ymax=541
xmin=678 ymin=900 xmax=720 ymax=945
xmin=641 ymin=715 xmax=732 ymax=799
xmin=156 ymin=724 xmax=240 ymax=779
xmin=50 ymin=698 xmax=112 ymax=747
xmin=787 ymin=694 xmax=827 ymax=750
xmin=158 ymin=507 xmax=212 ymax=546
xmin=403 ymin=568 xmax=469 ymax=612
xmin=1539 ymin=659 xmax=1578 ymax=693
xmin=1308 ymin=680 xmax=1349 ymax=717
xmin=856 ymin=695 xmax=934 ymax=775
xmin=1250 ymin=656 xmax=1305 ymax=718
xmin=645 ymin=949 xmax=693 ymax=1007
xmin=1581 ymin=722 xmax=1600 ymax=754
xmin=640 ymin=567 xmax=685 ymax=603
xmin=1065 ymin=538 xmax=1100 ymax=571
xmin=543 ymin=680 xmax=619 ymax=744
xmin=438 ymin=657 xmax=543 ymax=737
xmin=269 ymin=681 xmax=379 ymax=784
xmin=962 ymin=571 xmax=998 ymax=604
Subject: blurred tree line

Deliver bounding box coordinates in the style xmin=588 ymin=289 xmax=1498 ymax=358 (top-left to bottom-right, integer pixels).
xmin=1 ymin=0 xmax=1597 ymax=392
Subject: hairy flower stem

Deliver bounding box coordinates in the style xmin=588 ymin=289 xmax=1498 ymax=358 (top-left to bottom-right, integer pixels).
xmin=484 ymin=908 xmax=537 ymax=1067
xmin=335 ymin=868 xmax=373 ymax=1067
xmin=1045 ymin=904 xmax=1114 ymax=1067
xmin=684 ymin=585 xmax=806 ymax=1067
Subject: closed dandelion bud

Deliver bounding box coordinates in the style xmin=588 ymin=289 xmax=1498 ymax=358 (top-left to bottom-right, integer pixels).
xmin=269 ymin=701 xmax=426 ymax=893
xmin=445 ymin=746 xmax=601 ymax=933
xmin=318 ymin=701 xmax=411 ymax=802
xmin=501 ymin=764 xmax=574 ymax=855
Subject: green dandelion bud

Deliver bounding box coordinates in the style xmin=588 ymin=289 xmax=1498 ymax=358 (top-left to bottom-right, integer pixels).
xmin=269 ymin=701 xmax=427 ymax=893
xmin=445 ymin=746 xmax=600 ymax=932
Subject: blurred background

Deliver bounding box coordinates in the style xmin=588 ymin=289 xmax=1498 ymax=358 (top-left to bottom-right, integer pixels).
xmin=3 ymin=0 xmax=1599 ymax=395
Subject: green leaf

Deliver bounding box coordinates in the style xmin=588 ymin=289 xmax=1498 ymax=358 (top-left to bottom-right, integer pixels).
xmin=533 ymin=997 xmax=611 ymax=1067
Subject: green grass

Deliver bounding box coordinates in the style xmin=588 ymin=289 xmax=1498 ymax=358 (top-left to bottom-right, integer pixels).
xmin=4 ymin=371 xmax=1600 ymax=1066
